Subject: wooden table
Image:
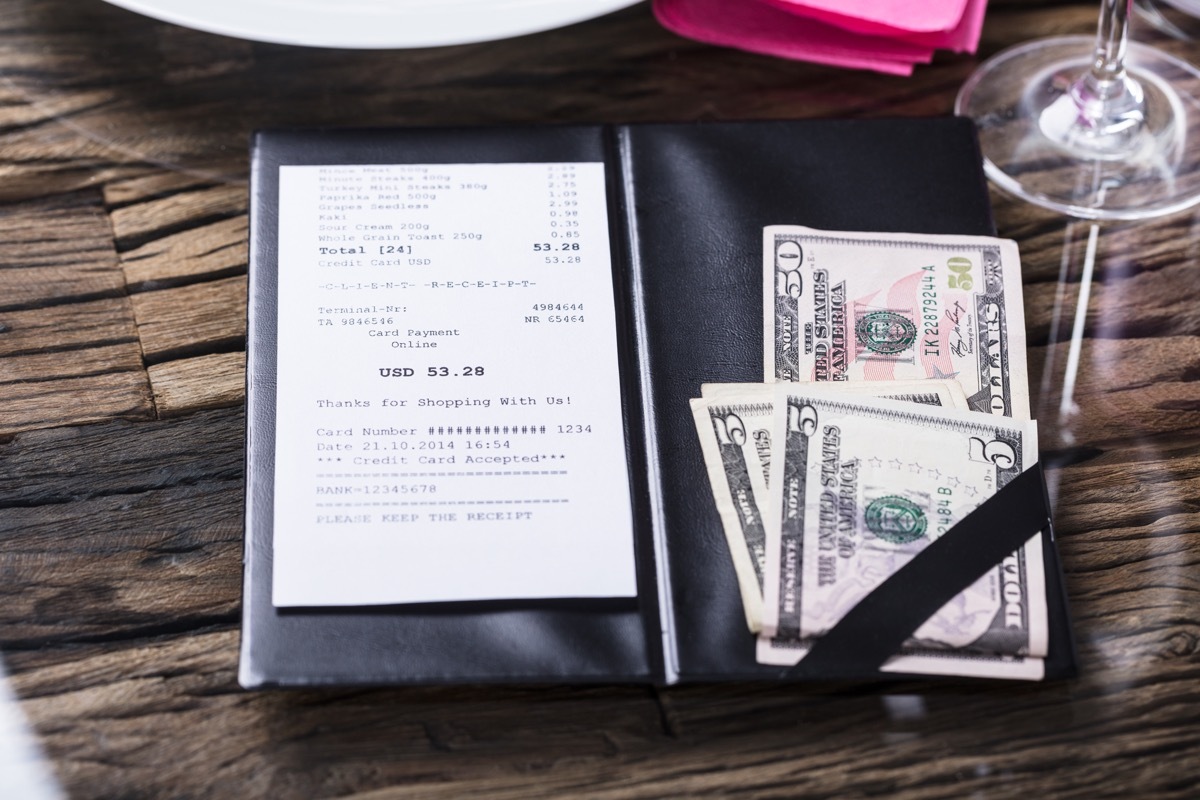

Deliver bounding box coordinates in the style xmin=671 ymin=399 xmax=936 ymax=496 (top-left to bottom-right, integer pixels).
xmin=2 ymin=1 xmax=1197 ymax=796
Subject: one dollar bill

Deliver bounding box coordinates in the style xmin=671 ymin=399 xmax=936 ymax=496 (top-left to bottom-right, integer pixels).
xmin=759 ymin=389 xmax=1048 ymax=679
xmin=764 ymin=226 xmax=1031 ymax=420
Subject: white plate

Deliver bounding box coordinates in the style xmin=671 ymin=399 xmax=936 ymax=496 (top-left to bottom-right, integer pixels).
xmin=102 ymin=0 xmax=641 ymax=49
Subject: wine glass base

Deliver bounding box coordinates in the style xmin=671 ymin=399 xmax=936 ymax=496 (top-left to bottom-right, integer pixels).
xmin=956 ymin=35 xmax=1200 ymax=220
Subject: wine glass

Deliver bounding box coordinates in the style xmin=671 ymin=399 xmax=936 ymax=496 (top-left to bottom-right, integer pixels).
xmin=956 ymin=0 xmax=1200 ymax=219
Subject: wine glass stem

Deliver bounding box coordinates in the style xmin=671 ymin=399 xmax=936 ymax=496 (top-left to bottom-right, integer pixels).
xmin=1092 ymin=0 xmax=1131 ymax=82
xmin=1057 ymin=0 xmax=1145 ymax=152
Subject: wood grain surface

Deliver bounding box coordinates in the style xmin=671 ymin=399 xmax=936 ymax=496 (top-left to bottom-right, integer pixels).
xmin=1 ymin=1 xmax=1198 ymax=798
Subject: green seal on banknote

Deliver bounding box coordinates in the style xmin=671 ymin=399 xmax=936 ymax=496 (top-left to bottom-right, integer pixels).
xmin=864 ymin=495 xmax=927 ymax=544
xmin=855 ymin=310 xmax=917 ymax=355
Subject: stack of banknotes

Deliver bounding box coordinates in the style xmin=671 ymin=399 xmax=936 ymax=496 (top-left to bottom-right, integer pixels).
xmin=691 ymin=226 xmax=1047 ymax=680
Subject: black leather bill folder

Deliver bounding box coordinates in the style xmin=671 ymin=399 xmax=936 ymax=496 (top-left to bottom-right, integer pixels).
xmin=240 ymin=117 xmax=1077 ymax=687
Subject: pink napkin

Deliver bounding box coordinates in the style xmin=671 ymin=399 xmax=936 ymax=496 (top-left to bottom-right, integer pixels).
xmin=654 ymin=0 xmax=988 ymax=76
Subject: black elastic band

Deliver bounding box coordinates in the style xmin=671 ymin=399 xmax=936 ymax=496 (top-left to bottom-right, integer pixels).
xmin=787 ymin=463 xmax=1050 ymax=678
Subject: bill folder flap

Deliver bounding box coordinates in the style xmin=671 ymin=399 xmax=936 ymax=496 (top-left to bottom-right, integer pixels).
xmin=615 ymin=117 xmax=1080 ymax=682
xmin=240 ymin=125 xmax=662 ymax=687
xmin=787 ymin=463 xmax=1077 ymax=680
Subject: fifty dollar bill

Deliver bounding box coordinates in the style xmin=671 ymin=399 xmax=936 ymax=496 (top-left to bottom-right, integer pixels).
xmin=764 ymin=226 xmax=1031 ymax=420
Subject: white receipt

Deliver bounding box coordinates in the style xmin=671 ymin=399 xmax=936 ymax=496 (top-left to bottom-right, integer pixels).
xmin=271 ymin=162 xmax=636 ymax=606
